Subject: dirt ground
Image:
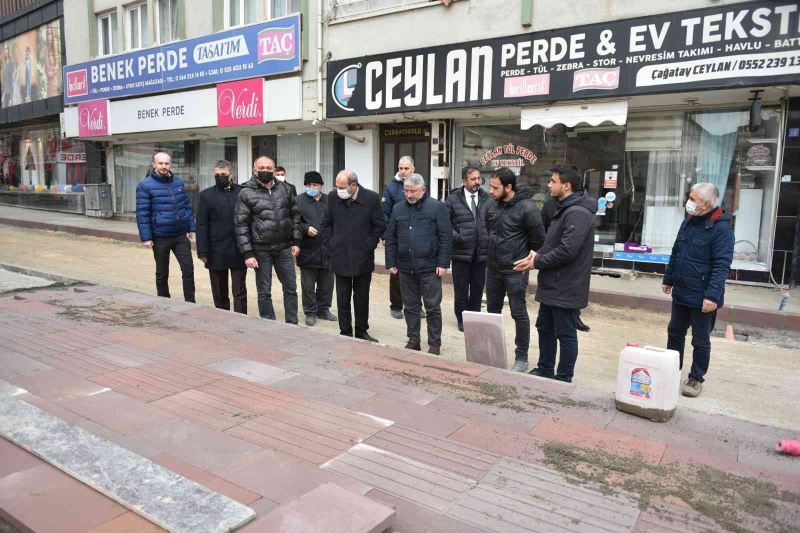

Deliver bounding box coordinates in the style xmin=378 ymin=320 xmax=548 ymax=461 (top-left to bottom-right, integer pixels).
xmin=2 ymin=224 xmax=798 ymax=432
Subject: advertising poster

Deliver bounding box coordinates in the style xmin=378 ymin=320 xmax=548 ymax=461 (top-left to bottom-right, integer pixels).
xmin=0 ymin=20 xmax=63 ymax=108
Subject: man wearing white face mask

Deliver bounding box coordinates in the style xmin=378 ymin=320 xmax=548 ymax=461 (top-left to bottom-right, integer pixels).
xmin=662 ymin=183 xmax=734 ymax=398
xmin=322 ymin=169 xmax=385 ymax=341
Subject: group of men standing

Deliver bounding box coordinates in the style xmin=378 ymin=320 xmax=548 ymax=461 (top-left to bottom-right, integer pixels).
xmin=136 ymin=150 xmax=734 ymax=395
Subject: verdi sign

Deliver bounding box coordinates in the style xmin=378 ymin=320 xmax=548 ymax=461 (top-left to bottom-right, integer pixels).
xmin=327 ymin=1 xmax=800 ymax=117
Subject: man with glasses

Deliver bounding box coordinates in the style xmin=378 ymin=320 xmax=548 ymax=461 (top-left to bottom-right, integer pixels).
xmin=196 ymin=159 xmax=247 ymax=314
xmin=382 ymin=155 xmax=416 ymax=320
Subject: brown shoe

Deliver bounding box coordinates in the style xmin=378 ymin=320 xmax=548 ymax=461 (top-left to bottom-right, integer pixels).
xmin=682 ymin=378 xmax=702 ymax=397
xmin=428 ymin=344 xmax=440 ymax=355
xmin=405 ymin=340 xmax=421 ymax=351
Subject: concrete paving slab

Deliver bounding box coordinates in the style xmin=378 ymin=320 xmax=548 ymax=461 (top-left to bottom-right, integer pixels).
xmin=206 ymin=357 xmax=299 ymax=385
xmin=0 ymin=267 xmax=55 ymax=293
xmin=269 ymin=374 xmax=377 ymax=408
xmin=462 ymin=310 xmax=508 ymax=369
xmin=245 ymin=483 xmax=394 ymax=533
xmin=321 ymin=443 xmax=475 ymax=513
xmin=0 ymin=399 xmax=255 ymax=533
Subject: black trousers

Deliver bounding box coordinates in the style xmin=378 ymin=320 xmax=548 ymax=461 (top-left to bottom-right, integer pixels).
xmin=452 ymin=256 xmax=486 ymax=324
xmin=667 ymin=301 xmax=717 ymax=382
xmin=485 ymin=269 xmax=529 ymax=360
xmin=399 ymin=271 xmax=443 ymax=346
xmin=389 ymin=271 xmax=403 ymax=311
xmin=300 ymin=267 xmax=334 ymax=316
xmin=336 ymin=272 xmax=372 ymax=337
xmin=535 ymin=304 xmax=579 ymax=381
xmin=209 ymin=268 xmax=247 ymax=314
xmin=152 ymin=235 xmax=195 ymax=302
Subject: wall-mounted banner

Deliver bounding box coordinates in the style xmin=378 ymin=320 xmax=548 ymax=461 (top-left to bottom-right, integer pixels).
xmin=327 ymin=1 xmax=800 ymax=117
xmin=63 ymin=14 xmax=300 ymax=104
xmin=217 ymin=78 xmax=263 ymax=127
xmin=77 ymin=99 xmax=108 ymax=137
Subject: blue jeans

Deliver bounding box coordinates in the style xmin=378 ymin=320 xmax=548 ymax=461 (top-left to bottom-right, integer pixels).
xmin=253 ymin=248 xmax=298 ymax=324
xmin=535 ymin=303 xmax=579 ymax=381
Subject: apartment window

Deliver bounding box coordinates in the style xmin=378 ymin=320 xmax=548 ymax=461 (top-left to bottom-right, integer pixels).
xmin=97 ymin=11 xmax=118 ymax=56
xmin=155 ymin=0 xmax=177 ymax=43
xmin=126 ymin=2 xmax=149 ymax=50
xmin=270 ymin=0 xmax=300 ymax=18
xmin=224 ymin=0 xmax=256 ymax=28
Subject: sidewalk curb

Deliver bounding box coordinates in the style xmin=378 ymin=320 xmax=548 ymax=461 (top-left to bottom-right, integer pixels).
xmin=5 ymin=215 xmax=798 ymax=332
xmin=0 ymin=262 xmax=81 ymax=287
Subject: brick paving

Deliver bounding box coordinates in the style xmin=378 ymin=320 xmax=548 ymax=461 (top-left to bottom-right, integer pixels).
xmin=0 ymin=284 xmax=799 ymax=532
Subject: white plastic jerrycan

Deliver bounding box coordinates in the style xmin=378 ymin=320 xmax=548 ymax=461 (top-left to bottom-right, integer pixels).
xmin=615 ymin=342 xmax=681 ymax=422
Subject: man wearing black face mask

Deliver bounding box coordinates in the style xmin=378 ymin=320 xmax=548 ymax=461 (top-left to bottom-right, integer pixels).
xmin=235 ymin=155 xmax=302 ymax=324
xmin=197 ymin=160 xmax=247 ymax=314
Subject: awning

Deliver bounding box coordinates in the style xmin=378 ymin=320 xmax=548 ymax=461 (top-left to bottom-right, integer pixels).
xmin=521 ymin=100 xmax=629 ymax=130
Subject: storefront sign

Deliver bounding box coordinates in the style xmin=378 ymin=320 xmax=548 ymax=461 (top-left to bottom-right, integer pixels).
xmin=217 ymin=78 xmax=263 ymax=127
xmin=0 ymin=20 xmax=63 ymax=108
xmin=479 ymin=143 xmax=538 ymax=169
xmin=63 ymin=15 xmax=300 ymax=104
xmin=77 ymin=100 xmax=108 ymax=137
xmin=57 ymin=152 xmax=87 ymax=163
xmin=327 ymin=1 xmax=800 ymax=117
xmin=109 ymin=88 xmax=217 ymax=134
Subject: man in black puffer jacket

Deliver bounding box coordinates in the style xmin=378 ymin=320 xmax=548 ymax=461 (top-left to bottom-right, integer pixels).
xmin=515 ymin=165 xmax=597 ymax=383
xmin=446 ymin=166 xmax=490 ymax=332
xmin=234 ymin=155 xmax=301 ymax=324
xmin=386 ymin=174 xmax=452 ymax=355
xmin=485 ymin=168 xmax=546 ymax=372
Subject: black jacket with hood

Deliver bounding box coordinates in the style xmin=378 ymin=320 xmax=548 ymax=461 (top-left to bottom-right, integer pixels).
xmin=534 ymin=193 xmax=598 ymax=309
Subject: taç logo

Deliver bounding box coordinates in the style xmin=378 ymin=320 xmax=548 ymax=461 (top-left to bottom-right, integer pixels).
xmin=331 ymin=64 xmax=360 ymax=112
xmin=257 ymin=27 xmax=295 ymax=63
xmin=67 ymin=69 xmax=88 ymax=97
xmin=77 ymin=100 xmax=108 ymax=137
xmin=217 ymin=78 xmax=263 ymax=127
xmin=573 ymin=67 xmax=620 ymax=92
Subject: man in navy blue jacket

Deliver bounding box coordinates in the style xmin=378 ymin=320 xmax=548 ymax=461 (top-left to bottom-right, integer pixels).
xmin=385 ymin=174 xmax=451 ymax=355
xmin=136 ymin=152 xmax=197 ymax=302
xmin=662 ymin=183 xmax=734 ymax=398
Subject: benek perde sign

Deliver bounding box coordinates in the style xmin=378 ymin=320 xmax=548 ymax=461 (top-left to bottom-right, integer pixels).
xmin=64 ymin=15 xmax=300 ymax=104
xmin=327 ymin=1 xmax=800 ymax=117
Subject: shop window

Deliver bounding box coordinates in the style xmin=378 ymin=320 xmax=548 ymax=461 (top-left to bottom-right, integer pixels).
xmin=0 ymin=124 xmax=94 ymax=192
xmin=629 ymin=107 xmax=781 ymax=269
xmin=251 ymin=133 xmax=339 ymax=191
xmin=155 ymin=0 xmax=177 ymax=43
xmin=224 ymin=0 xmax=256 ymax=28
xmin=270 ymin=0 xmax=300 ymax=18
xmin=97 ymin=11 xmax=119 ymax=56
xmin=113 ymin=138 xmax=238 ymax=213
xmin=454 ymin=122 xmax=627 ymax=252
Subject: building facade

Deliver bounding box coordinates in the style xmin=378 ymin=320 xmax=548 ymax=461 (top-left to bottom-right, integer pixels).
xmin=324 ymin=0 xmax=800 ymax=285
xmin=60 ymin=0 xmax=344 ymax=215
xmin=0 ymin=0 xmax=105 ymax=214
